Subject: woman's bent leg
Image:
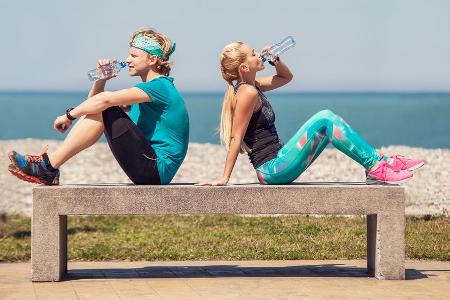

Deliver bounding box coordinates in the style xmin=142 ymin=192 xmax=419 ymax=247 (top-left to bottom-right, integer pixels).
xmin=257 ymin=109 xmax=381 ymax=184
xmin=321 ymin=109 xmax=381 ymax=169
xmin=256 ymin=113 xmax=330 ymax=184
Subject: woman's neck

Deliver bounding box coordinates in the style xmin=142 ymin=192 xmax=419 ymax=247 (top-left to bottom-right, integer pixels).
xmin=239 ymin=73 xmax=256 ymax=86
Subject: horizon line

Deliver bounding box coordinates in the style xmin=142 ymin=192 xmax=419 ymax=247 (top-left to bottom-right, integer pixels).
xmin=1 ymin=89 xmax=450 ymax=95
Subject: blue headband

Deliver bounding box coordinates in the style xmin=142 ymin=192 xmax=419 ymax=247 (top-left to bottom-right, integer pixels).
xmin=131 ymin=33 xmax=176 ymax=60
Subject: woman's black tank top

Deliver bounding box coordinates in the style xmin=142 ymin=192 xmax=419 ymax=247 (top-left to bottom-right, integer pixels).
xmin=235 ymin=82 xmax=283 ymax=169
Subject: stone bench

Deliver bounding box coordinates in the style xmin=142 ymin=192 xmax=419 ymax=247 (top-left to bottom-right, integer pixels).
xmin=31 ymin=183 xmax=406 ymax=281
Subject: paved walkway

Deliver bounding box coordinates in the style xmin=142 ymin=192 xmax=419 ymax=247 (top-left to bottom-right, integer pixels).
xmin=0 ymin=260 xmax=449 ymax=299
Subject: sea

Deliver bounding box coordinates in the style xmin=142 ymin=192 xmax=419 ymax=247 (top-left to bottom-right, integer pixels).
xmin=0 ymin=91 xmax=449 ymax=148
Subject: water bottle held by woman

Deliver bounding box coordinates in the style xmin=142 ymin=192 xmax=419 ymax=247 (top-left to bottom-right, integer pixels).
xmin=87 ymin=60 xmax=128 ymax=82
xmin=262 ymin=36 xmax=296 ymax=64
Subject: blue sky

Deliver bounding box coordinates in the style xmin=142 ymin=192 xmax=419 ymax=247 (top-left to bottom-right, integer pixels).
xmin=1 ymin=0 xmax=449 ymax=92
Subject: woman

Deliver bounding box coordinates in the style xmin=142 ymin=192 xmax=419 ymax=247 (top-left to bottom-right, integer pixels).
xmin=8 ymin=28 xmax=189 ymax=185
xmin=198 ymin=42 xmax=424 ymax=186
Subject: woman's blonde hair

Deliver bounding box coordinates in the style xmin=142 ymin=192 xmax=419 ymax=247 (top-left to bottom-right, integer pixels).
xmin=129 ymin=28 xmax=175 ymax=76
xmin=219 ymin=42 xmax=248 ymax=151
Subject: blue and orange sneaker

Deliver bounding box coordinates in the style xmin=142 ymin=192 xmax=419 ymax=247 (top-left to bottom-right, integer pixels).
xmin=8 ymin=148 xmax=60 ymax=186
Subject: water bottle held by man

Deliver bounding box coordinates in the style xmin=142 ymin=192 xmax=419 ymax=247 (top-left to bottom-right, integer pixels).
xmin=262 ymin=36 xmax=296 ymax=64
xmin=87 ymin=60 xmax=128 ymax=82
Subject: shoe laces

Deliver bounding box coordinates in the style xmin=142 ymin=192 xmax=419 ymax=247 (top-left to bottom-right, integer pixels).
xmin=378 ymin=160 xmax=400 ymax=181
xmin=24 ymin=145 xmax=49 ymax=164
xmin=373 ymin=160 xmax=399 ymax=175
xmin=25 ymin=155 xmax=43 ymax=163
xmin=392 ymin=154 xmax=405 ymax=160
xmin=391 ymin=154 xmax=407 ymax=167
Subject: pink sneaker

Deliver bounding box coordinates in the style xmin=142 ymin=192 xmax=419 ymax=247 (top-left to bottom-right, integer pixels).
xmin=384 ymin=154 xmax=426 ymax=172
xmin=366 ymin=160 xmax=413 ymax=185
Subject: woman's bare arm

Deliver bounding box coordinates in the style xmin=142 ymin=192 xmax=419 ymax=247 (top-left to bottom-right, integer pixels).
xmin=197 ymin=85 xmax=259 ymax=185
xmin=256 ymin=59 xmax=293 ymax=92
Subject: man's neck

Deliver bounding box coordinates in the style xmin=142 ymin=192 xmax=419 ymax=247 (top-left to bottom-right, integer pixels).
xmin=141 ymin=69 xmax=163 ymax=82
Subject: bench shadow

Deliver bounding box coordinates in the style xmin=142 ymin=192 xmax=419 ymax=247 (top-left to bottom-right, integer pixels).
xmin=65 ymin=264 xmax=428 ymax=281
xmin=67 ymin=226 xmax=97 ymax=235
xmin=60 ymin=182 xmax=373 ymax=187
xmin=12 ymin=230 xmax=31 ymax=239
xmin=232 ymin=182 xmax=371 ymax=186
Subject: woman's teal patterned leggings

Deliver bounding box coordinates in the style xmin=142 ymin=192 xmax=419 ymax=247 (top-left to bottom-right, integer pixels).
xmin=256 ymin=109 xmax=381 ymax=184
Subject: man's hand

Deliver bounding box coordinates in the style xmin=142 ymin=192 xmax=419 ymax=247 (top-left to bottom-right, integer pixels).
xmin=121 ymin=105 xmax=131 ymax=112
xmin=96 ymin=59 xmax=118 ymax=82
xmin=54 ymin=115 xmax=72 ymax=133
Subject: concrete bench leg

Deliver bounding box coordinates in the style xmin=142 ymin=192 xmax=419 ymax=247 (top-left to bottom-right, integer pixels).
xmin=32 ymin=213 xmax=67 ymax=281
xmin=367 ymin=214 xmax=405 ymax=280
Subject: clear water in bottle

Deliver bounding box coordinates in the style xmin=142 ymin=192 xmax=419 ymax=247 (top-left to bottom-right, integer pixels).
xmin=261 ymin=36 xmax=296 ymax=63
xmin=87 ymin=61 xmax=128 ymax=82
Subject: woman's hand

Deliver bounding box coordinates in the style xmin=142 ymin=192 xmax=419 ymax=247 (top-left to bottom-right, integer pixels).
xmin=54 ymin=115 xmax=72 ymax=133
xmin=261 ymin=45 xmax=273 ymax=56
xmin=195 ymin=178 xmax=228 ymax=186
xmin=261 ymin=45 xmax=275 ymax=61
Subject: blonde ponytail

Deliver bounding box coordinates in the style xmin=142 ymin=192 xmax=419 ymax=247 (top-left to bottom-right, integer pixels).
xmin=220 ymin=83 xmax=235 ymax=150
xmin=219 ymin=42 xmax=247 ymax=151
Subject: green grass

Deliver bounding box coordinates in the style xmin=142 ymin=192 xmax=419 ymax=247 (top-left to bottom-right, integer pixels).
xmin=0 ymin=214 xmax=449 ymax=262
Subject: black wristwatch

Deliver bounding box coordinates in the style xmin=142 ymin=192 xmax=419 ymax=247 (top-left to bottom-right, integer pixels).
xmin=268 ymin=56 xmax=280 ymax=66
xmin=66 ymin=108 xmax=76 ymax=121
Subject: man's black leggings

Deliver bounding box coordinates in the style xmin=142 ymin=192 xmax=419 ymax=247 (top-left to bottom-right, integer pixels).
xmin=102 ymin=106 xmax=161 ymax=185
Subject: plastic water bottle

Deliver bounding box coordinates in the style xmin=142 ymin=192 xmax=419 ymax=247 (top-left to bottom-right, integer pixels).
xmin=262 ymin=36 xmax=296 ymax=63
xmin=87 ymin=61 xmax=128 ymax=82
